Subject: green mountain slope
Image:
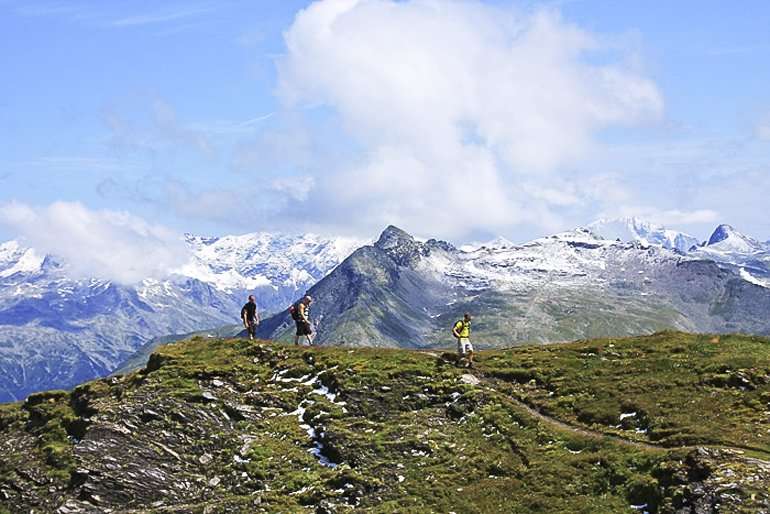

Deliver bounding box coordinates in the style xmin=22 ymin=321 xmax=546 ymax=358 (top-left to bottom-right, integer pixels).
xmin=1 ymin=332 xmax=769 ymax=513
xmin=111 ymin=324 xmax=243 ymax=376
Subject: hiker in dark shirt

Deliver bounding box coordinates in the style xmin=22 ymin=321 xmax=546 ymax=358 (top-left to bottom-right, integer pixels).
xmin=241 ymin=295 xmax=260 ymax=340
xmin=291 ymin=295 xmax=314 ymax=346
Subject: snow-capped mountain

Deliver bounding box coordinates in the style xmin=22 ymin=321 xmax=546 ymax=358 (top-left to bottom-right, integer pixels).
xmin=258 ymin=224 xmax=770 ymax=348
xmin=587 ymin=219 xmax=770 ymax=289
xmin=689 ymin=224 xmax=770 ymax=288
xmin=181 ymin=232 xmax=364 ymax=310
xmin=587 ymin=217 xmax=700 ymax=253
xmin=0 ymin=231 xmax=363 ymax=402
xmin=701 ymin=224 xmax=767 ymax=254
xmin=6 ymin=220 xmax=770 ymax=402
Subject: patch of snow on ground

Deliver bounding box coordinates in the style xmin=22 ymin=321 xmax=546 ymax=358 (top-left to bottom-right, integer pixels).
xmin=739 ymin=268 xmax=767 ymax=287
xmin=284 ymin=368 xmax=343 ymax=468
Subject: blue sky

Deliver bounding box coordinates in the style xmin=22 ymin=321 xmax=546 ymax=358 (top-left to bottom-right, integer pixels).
xmin=1 ymin=0 xmax=769 ymax=249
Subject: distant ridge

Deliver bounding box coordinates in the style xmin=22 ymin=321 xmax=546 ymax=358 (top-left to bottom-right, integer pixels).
xmin=257 ymin=223 xmax=770 ymax=348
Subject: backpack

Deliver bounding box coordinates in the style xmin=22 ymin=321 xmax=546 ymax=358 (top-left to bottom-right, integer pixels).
xmin=289 ymin=302 xmax=302 ymax=321
xmin=452 ymin=319 xmax=469 ymax=337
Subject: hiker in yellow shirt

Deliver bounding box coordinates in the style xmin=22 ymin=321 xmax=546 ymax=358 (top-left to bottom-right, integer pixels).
xmin=452 ymin=313 xmax=473 ymax=368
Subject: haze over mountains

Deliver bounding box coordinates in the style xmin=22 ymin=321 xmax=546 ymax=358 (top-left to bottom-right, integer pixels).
xmin=2 ymin=217 xmax=770 ymax=402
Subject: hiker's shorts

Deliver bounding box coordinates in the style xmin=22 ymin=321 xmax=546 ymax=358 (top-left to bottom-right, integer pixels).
xmin=246 ymin=319 xmax=258 ymax=337
xmin=458 ymin=337 xmax=473 ymax=355
xmin=296 ymin=320 xmax=312 ymax=336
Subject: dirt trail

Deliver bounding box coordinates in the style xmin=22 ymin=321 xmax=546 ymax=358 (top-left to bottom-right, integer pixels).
xmin=472 ymin=371 xmax=770 ymax=466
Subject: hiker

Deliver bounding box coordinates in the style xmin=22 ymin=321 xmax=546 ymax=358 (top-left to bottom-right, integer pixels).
xmin=291 ymin=295 xmax=314 ymax=346
xmin=452 ymin=313 xmax=473 ymax=367
xmin=241 ymin=295 xmax=260 ymax=340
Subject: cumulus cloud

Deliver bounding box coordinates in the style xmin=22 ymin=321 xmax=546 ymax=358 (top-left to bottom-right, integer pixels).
xmin=275 ymin=0 xmax=663 ymax=238
xmin=0 ymin=201 xmax=189 ymax=284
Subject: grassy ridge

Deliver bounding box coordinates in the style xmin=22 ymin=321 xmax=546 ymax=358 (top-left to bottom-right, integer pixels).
xmin=1 ymin=332 xmax=769 ymax=513
xmin=478 ymin=331 xmax=770 ymax=455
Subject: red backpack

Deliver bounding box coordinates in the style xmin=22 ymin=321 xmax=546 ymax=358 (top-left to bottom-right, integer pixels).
xmin=288 ymin=302 xmax=302 ymax=321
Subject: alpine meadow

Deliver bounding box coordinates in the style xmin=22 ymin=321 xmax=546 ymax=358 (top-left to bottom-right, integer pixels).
xmin=2 ymin=1 xmax=770 ymax=513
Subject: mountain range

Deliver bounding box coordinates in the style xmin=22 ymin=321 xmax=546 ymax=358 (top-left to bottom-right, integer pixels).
xmin=3 ymin=217 xmax=770 ymax=402
xmin=257 ymin=219 xmax=770 ymax=348
xmin=0 ymin=233 xmax=362 ymax=402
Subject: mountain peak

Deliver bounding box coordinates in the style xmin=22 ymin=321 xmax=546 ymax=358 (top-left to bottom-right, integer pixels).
xmin=586 ymin=217 xmax=698 ymax=253
xmin=374 ymin=225 xmax=414 ymax=250
xmin=707 ymin=224 xmax=737 ymax=246
xmin=704 ymin=224 xmax=764 ymax=254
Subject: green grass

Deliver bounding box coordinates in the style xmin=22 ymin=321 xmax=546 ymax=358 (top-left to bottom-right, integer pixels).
xmin=1 ymin=331 xmax=769 ymax=513
xmin=477 ymin=331 xmax=770 ymax=454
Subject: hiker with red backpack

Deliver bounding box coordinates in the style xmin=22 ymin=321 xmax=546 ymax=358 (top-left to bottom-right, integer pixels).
xmin=289 ymin=295 xmax=314 ymax=346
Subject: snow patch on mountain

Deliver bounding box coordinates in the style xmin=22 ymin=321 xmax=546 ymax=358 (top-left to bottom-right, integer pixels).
xmin=739 ymin=268 xmax=768 ymax=288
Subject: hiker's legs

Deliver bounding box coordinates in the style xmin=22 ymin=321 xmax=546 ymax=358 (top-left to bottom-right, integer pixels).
xmin=297 ymin=321 xmax=313 ymax=346
xmin=294 ymin=320 xmax=303 ymax=345
xmin=458 ymin=338 xmax=473 ymax=367
xmin=455 ymin=338 xmax=466 ymax=367
xmin=294 ymin=321 xmax=312 ymax=346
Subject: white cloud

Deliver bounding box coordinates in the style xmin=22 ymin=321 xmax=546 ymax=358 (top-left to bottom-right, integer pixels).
xmin=0 ymin=201 xmax=189 ymax=284
xmin=664 ymin=209 xmax=720 ymax=225
xmin=275 ymin=0 xmax=663 ymax=238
